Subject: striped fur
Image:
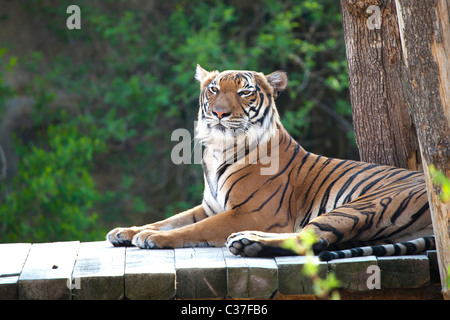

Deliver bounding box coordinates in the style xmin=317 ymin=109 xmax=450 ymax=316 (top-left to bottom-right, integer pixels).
xmin=107 ymin=66 xmax=434 ymax=261
xmin=318 ymin=235 xmax=435 ymax=261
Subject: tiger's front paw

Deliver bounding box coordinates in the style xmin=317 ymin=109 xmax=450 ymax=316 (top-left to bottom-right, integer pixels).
xmin=107 ymin=227 xmax=141 ymax=247
xmin=132 ymin=230 xmax=171 ymax=249
xmin=226 ymin=232 xmax=264 ymax=257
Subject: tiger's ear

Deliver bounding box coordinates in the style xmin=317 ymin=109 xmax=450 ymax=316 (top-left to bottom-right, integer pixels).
xmin=265 ymin=71 xmax=288 ymax=97
xmin=195 ymin=64 xmax=219 ymax=91
xmin=195 ymin=64 xmax=210 ymax=82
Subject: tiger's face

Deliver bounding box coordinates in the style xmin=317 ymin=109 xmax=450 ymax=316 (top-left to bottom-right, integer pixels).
xmin=195 ymin=65 xmax=288 ymax=147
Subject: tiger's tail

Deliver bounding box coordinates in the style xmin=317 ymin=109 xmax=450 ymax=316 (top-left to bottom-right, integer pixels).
xmin=318 ymin=235 xmax=435 ymax=261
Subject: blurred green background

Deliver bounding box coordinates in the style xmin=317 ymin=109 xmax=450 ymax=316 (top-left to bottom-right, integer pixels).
xmin=0 ymin=0 xmax=356 ymax=243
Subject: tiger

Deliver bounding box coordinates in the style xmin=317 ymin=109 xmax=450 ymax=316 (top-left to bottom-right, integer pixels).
xmin=107 ymin=65 xmax=435 ymax=261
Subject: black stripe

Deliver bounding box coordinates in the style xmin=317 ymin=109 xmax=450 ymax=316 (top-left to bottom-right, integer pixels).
xmin=224 ymin=172 xmax=252 ymax=207
xmin=424 ymin=235 xmax=435 ymax=250
xmin=392 ymin=171 xmax=422 ymax=183
xmin=334 ymin=164 xmax=382 ymax=207
xmin=274 ymin=167 xmax=295 ymax=216
xmin=232 ymin=189 xmax=259 ymax=210
xmin=217 ymin=163 xmax=231 ymax=182
xmin=404 ymin=242 xmax=417 ymax=254
xmin=241 ymin=105 xmax=250 ymax=116
xmin=203 ymin=199 xmax=217 ymax=215
xmin=309 ymin=222 xmax=344 ymax=242
xmin=296 ymin=152 xmax=310 ymax=178
xmin=264 ymin=143 xmax=300 ymax=185
xmin=219 ymin=164 xmax=252 ymax=191
xmin=255 ymin=101 xmax=272 ymax=126
xmin=393 ymin=243 xmax=402 ymax=255
xmin=250 ymin=92 xmax=265 ymax=120
xmin=323 ymin=211 xmax=360 ymax=231
xmin=300 ymin=157 xmax=335 ymax=208
xmin=316 ymin=160 xmax=360 ymax=215
xmin=351 ymin=247 xmax=364 ymax=257
xmin=250 ymin=183 xmax=283 ymax=213
xmin=371 ymin=245 xmax=387 ymax=256
xmin=390 ymin=190 xmax=421 ymax=224
xmin=284 ymin=136 xmax=293 ymax=151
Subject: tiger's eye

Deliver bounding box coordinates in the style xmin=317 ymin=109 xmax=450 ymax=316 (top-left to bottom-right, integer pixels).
xmin=239 ymin=90 xmax=253 ymax=96
xmin=209 ymin=86 xmax=219 ymax=94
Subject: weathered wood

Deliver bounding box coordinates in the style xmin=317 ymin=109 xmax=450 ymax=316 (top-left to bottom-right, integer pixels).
xmin=327 ymin=256 xmax=377 ymax=291
xmin=125 ymin=247 xmax=175 ymax=300
xmin=0 ymin=243 xmax=31 ymax=300
xmin=1 ymin=241 xmax=443 ymax=299
xmin=223 ymin=248 xmax=278 ymax=299
xmin=175 ymin=247 xmax=227 ymax=299
xmin=394 ymin=0 xmax=450 ymax=300
xmin=378 ymin=255 xmax=430 ymax=288
xmin=340 ymin=0 xmax=420 ymax=170
xmin=338 ymin=285 xmax=443 ymax=300
xmin=71 ymin=241 xmax=124 ymax=300
xmin=426 ymin=250 xmax=441 ymax=284
xmin=341 ymin=0 xmax=450 ymax=299
xmin=275 ymin=256 xmax=327 ymax=295
xmin=430 ymin=0 xmax=450 ymax=124
xmin=18 ymin=241 xmax=79 ymax=300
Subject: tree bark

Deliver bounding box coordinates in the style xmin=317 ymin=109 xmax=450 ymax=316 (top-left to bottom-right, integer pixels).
xmin=340 ymin=0 xmax=421 ymax=170
xmin=341 ymin=0 xmax=450 ymax=299
xmin=394 ymin=0 xmax=450 ymax=300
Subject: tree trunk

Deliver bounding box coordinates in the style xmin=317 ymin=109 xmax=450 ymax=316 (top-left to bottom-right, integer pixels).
xmin=340 ymin=0 xmax=420 ymax=170
xmin=394 ymin=0 xmax=450 ymax=300
xmin=341 ymin=0 xmax=450 ymax=299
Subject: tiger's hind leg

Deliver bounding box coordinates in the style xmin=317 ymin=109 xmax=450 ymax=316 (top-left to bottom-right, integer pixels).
xmin=227 ymin=180 xmax=432 ymax=258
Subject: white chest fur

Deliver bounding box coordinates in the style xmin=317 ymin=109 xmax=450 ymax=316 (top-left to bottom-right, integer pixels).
xmin=201 ymin=147 xmax=230 ymax=216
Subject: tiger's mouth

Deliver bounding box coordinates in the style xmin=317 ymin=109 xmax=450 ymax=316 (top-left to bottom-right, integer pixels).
xmin=209 ymin=121 xmax=249 ymax=137
xmin=212 ymin=123 xmax=227 ymax=133
xmin=207 ymin=116 xmax=249 ymax=132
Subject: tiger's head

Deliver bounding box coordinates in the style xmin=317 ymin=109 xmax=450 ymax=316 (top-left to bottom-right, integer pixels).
xmin=195 ymin=65 xmax=288 ymax=148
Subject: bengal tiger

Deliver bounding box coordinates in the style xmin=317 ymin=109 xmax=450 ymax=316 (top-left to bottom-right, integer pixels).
xmin=107 ymin=65 xmax=435 ymax=261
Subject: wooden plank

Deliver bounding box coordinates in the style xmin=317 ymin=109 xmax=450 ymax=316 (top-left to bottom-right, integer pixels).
xmin=0 ymin=243 xmax=32 ymax=300
xmin=18 ymin=241 xmax=79 ymax=300
xmin=0 ymin=276 xmax=20 ymax=300
xmin=377 ymin=255 xmax=430 ymax=288
xmin=0 ymin=243 xmax=32 ymax=277
xmin=222 ymin=248 xmax=278 ymax=299
xmin=125 ymin=247 xmax=176 ymax=300
xmin=275 ymin=256 xmax=327 ymax=295
xmin=71 ymin=241 xmax=125 ymax=300
xmin=426 ymin=250 xmax=441 ymax=284
xmin=175 ymin=247 xmax=227 ymax=299
xmin=327 ymin=256 xmax=378 ymax=291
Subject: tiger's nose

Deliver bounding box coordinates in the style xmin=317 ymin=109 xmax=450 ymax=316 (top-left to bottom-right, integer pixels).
xmin=212 ymin=108 xmax=231 ymax=119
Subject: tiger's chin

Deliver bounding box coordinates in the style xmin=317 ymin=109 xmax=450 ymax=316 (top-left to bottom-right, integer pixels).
xmin=212 ymin=123 xmax=228 ymax=133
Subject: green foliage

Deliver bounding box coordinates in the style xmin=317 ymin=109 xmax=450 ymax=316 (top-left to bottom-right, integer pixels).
xmin=429 ymin=165 xmax=450 ymax=203
xmin=1 ymin=0 xmax=351 ymax=242
xmin=447 ymin=265 xmax=450 ymax=289
xmin=0 ymin=49 xmax=16 ymax=106
xmin=284 ymin=230 xmax=341 ymax=300
xmin=427 ymin=165 xmax=450 ymax=292
xmin=0 ymin=112 xmax=106 ymax=242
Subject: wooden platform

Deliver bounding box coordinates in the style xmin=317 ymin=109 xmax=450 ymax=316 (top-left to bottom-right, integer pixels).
xmin=0 ymin=241 xmax=442 ymax=300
